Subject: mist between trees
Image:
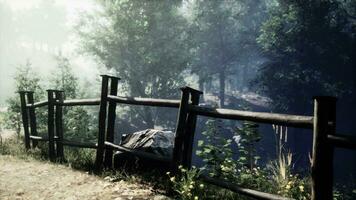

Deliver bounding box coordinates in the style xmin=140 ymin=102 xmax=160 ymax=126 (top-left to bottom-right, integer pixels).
xmin=0 ymin=0 xmax=355 ymax=198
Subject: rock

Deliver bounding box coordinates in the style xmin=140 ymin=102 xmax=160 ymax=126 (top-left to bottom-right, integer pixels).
xmin=113 ymin=129 xmax=175 ymax=170
xmin=120 ymin=129 xmax=175 ymax=157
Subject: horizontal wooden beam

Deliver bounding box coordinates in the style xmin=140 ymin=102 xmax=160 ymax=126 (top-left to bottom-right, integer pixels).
xmin=29 ymin=135 xmax=58 ymax=141
xmin=29 ymin=136 xmax=98 ymax=150
xmin=26 ymin=100 xmax=48 ymax=108
xmin=60 ymin=98 xmax=101 ymax=106
xmin=61 ymin=140 xmax=98 ymax=149
xmin=189 ymin=105 xmax=313 ymax=129
xmin=104 ymin=141 xmax=172 ymax=163
xmin=327 ymin=134 xmax=356 ymax=150
xmin=29 ymin=135 xmax=49 ymax=141
xmin=199 ymin=175 xmax=293 ymax=200
xmin=107 ymin=95 xmax=180 ymax=108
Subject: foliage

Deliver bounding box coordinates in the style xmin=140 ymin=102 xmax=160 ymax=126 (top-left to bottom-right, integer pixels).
xmin=256 ymin=0 xmax=355 ymax=112
xmin=50 ymin=56 xmax=96 ymax=142
xmin=189 ymin=0 xmax=267 ymax=106
xmin=63 ymin=147 xmax=95 ymax=171
xmin=196 ymin=119 xmax=313 ymax=199
xmin=167 ymin=166 xmax=203 ymax=200
xmin=334 ymin=182 xmax=356 ymax=200
xmin=76 ymin=0 xmax=190 ymax=128
xmin=4 ymin=62 xmax=45 ymax=136
xmin=50 ymin=56 xmax=79 ymax=99
xmin=0 ymin=135 xmax=46 ymax=161
xmin=234 ymin=121 xmax=260 ymax=169
xmin=267 ymin=151 xmax=310 ymax=199
xmin=64 ymin=106 xmax=95 ymax=141
xmin=196 ymin=120 xmax=237 ymax=180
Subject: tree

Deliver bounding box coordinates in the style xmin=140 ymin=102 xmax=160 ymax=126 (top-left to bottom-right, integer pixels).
xmin=4 ymin=61 xmax=44 ymax=137
xmin=256 ymin=0 xmax=355 ymax=113
xmin=50 ymin=55 xmax=79 ymax=99
xmin=189 ymin=0 xmax=267 ymax=107
xmin=50 ymin=56 xmax=95 ymax=141
xmin=76 ymin=0 xmax=191 ymax=128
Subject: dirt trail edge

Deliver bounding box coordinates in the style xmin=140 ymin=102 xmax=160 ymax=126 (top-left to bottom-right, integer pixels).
xmin=0 ymin=155 xmax=169 ymax=200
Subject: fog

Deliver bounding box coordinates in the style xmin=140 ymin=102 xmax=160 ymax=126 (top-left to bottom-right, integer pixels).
xmin=0 ymin=0 xmax=100 ymax=105
xmin=0 ymin=0 xmax=355 ymax=193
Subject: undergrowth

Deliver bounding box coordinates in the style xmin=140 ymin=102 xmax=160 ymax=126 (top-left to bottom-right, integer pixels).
xmin=1 ymin=133 xmax=355 ymax=200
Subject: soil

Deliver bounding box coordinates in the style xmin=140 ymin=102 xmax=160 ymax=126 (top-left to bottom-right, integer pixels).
xmin=0 ymin=155 xmax=169 ymax=200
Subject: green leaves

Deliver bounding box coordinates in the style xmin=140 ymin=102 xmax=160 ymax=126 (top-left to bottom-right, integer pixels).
xmin=4 ymin=62 xmax=45 ymax=136
xmin=256 ymin=0 xmax=355 ymax=112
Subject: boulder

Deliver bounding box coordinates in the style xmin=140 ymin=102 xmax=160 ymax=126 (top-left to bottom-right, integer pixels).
xmin=113 ymin=129 xmax=175 ymax=169
xmin=120 ymin=129 xmax=175 ymax=157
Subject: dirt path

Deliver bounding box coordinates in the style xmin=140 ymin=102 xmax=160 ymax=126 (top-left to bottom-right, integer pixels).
xmin=0 ymin=155 xmax=169 ymax=200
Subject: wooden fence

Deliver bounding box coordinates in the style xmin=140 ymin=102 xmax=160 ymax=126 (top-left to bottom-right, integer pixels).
xmin=19 ymin=74 xmax=356 ymax=200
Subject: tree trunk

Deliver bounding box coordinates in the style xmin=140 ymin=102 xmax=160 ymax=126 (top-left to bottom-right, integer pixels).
xmin=219 ymin=70 xmax=225 ymax=107
xmin=131 ymin=80 xmax=155 ymax=129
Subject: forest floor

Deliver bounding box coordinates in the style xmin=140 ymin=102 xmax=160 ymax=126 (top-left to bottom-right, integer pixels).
xmin=0 ymin=155 xmax=169 ymax=200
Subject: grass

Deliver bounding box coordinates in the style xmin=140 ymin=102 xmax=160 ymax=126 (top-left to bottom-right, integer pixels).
xmin=1 ymin=134 xmax=355 ymax=200
xmin=0 ymin=135 xmax=172 ymax=197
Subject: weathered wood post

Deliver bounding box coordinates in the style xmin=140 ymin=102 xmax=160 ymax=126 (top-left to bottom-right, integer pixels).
xmin=55 ymin=91 xmax=65 ymax=161
xmin=27 ymin=91 xmax=38 ymax=148
xmin=19 ymin=91 xmax=31 ymax=149
xmin=172 ymin=87 xmax=191 ymax=171
xmin=182 ymin=87 xmax=202 ymax=169
xmin=104 ymin=76 xmax=120 ymax=168
xmin=95 ymin=75 xmax=110 ymax=171
xmin=47 ymin=90 xmax=56 ymax=162
xmin=311 ymin=96 xmax=337 ymax=200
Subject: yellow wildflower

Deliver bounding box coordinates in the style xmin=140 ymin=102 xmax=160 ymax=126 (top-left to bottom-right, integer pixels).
xmin=194 ymin=196 xmax=199 ymax=200
xmin=299 ymin=185 xmax=304 ymax=192
xmin=170 ymin=176 xmax=175 ymax=182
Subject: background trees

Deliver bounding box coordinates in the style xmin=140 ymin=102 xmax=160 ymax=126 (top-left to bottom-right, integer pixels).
xmin=4 ymin=61 xmax=44 ymax=137
xmin=190 ymin=0 xmax=267 ymax=107
xmin=77 ymin=0 xmax=191 ymax=128
xmin=256 ymin=0 xmax=355 ymax=113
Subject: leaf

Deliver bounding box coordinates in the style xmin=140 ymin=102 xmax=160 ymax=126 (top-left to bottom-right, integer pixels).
xmin=198 ymin=140 xmax=204 ymax=147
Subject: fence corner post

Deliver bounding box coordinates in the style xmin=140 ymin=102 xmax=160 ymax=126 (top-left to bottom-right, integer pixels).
xmin=95 ymin=75 xmax=110 ymax=172
xmin=47 ymin=90 xmax=56 ymax=162
xmin=182 ymin=87 xmax=203 ymax=169
xmin=172 ymin=87 xmax=191 ymax=172
xmin=19 ymin=91 xmax=31 ymax=149
xmin=55 ymin=91 xmax=65 ymax=161
xmin=311 ymin=96 xmax=337 ymax=200
xmin=104 ymin=76 xmax=120 ymax=168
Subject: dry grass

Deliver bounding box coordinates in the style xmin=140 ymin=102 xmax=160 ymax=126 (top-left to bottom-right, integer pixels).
xmin=0 ymin=155 xmax=170 ymax=200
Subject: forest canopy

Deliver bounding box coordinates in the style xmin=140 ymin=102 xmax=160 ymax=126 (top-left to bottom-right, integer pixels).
xmin=75 ymin=0 xmax=355 ymax=115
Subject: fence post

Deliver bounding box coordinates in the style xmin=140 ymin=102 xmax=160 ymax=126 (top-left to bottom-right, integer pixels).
xmin=311 ymin=96 xmax=336 ymax=200
xmin=95 ymin=75 xmax=110 ymax=172
xmin=19 ymin=91 xmax=31 ymax=149
xmin=182 ymin=87 xmax=202 ymax=169
xmin=172 ymin=87 xmax=191 ymax=171
xmin=55 ymin=91 xmax=64 ymax=161
xmin=27 ymin=91 xmax=38 ymax=148
xmin=104 ymin=76 xmax=120 ymax=168
xmin=47 ymin=90 xmax=56 ymax=162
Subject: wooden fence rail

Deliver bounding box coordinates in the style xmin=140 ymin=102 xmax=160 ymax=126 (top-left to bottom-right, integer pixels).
xmin=26 ymin=100 xmax=48 ymax=108
xmin=19 ymin=74 xmax=356 ymax=200
xmin=107 ymin=95 xmax=181 ymax=108
xmin=188 ymin=105 xmax=314 ymax=129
